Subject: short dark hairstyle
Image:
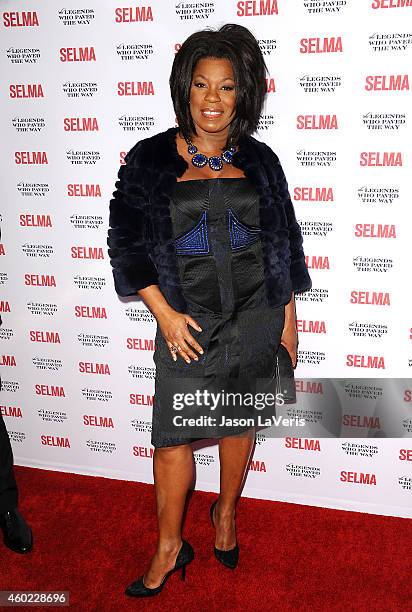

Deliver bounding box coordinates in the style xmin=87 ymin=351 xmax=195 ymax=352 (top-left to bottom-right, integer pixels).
xmin=170 ymin=23 xmax=268 ymax=147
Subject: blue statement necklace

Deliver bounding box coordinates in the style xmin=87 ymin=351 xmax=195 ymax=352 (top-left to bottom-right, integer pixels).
xmin=186 ymin=138 xmax=237 ymax=172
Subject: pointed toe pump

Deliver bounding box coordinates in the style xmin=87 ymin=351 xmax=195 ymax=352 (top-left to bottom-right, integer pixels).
xmin=125 ymin=539 xmax=194 ymax=597
xmin=210 ymin=500 xmax=239 ymax=570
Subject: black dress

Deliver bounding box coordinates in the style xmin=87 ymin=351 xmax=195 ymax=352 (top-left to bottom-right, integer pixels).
xmin=151 ymin=177 xmax=285 ymax=448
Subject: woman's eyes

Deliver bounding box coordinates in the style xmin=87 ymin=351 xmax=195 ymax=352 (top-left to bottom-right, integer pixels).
xmin=193 ymin=83 xmax=234 ymax=91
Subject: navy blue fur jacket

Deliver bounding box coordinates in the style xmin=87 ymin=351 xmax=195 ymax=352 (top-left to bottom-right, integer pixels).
xmin=107 ymin=126 xmax=312 ymax=312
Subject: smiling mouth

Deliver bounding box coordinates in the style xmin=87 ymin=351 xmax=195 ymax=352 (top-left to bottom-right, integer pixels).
xmin=201 ymin=109 xmax=224 ymax=119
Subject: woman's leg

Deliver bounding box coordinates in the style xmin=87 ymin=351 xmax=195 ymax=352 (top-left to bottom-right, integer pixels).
xmin=215 ymin=429 xmax=255 ymax=549
xmin=142 ymin=443 xmax=194 ymax=588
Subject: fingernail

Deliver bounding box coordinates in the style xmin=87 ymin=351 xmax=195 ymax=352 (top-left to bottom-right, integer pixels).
xmin=199 ymin=350 xmax=204 ymax=354
xmin=198 ymin=327 xmax=202 ymax=331
xmin=194 ymin=357 xmax=198 ymax=361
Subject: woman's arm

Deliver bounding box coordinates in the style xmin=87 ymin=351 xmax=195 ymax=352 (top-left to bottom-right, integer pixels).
xmin=283 ymin=290 xmax=296 ymax=333
xmin=281 ymin=291 xmax=298 ymax=368
xmin=263 ymin=145 xmax=309 ymax=368
xmin=107 ymin=142 xmax=159 ymax=296
xmin=264 ymin=144 xmax=312 ymax=294
xmin=107 ymin=145 xmax=203 ymax=363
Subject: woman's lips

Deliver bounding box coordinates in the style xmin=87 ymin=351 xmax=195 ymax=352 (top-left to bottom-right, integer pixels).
xmin=201 ymin=109 xmax=224 ymax=119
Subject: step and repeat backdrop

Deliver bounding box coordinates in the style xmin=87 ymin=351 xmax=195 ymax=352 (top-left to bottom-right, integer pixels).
xmin=1 ymin=0 xmax=412 ymax=518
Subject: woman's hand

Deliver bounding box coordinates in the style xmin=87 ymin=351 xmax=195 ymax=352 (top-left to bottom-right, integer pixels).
xmin=156 ymin=309 xmax=204 ymax=363
xmin=280 ymin=327 xmax=298 ymax=369
xmin=136 ymin=285 xmax=204 ymax=363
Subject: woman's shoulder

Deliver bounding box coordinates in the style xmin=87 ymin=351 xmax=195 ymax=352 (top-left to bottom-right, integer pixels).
xmin=124 ymin=126 xmax=177 ymax=165
xmin=247 ymin=134 xmax=280 ymax=163
xmin=245 ymin=135 xmax=287 ymax=185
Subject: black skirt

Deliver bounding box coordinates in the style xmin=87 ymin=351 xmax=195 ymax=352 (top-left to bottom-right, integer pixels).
xmin=151 ymin=178 xmax=285 ymax=448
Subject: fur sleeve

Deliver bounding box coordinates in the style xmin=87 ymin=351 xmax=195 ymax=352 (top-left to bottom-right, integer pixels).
xmin=269 ymin=148 xmax=312 ymax=294
xmin=107 ymin=141 xmax=159 ymax=297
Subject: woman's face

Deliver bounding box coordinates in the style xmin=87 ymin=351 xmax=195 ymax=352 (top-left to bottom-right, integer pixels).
xmin=189 ymin=56 xmax=236 ymax=140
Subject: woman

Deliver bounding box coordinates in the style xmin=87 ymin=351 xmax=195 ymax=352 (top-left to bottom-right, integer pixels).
xmin=107 ymin=24 xmax=311 ymax=597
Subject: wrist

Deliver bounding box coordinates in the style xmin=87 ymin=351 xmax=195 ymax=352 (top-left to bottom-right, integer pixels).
xmin=151 ymin=301 xmax=174 ymax=320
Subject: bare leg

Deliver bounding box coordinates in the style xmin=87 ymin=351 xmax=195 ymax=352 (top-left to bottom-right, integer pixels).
xmin=214 ymin=429 xmax=255 ymax=550
xmin=142 ymin=443 xmax=194 ymax=588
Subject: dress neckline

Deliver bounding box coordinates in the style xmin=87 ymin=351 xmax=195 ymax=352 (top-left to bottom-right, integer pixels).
xmin=175 ymin=177 xmax=248 ymax=185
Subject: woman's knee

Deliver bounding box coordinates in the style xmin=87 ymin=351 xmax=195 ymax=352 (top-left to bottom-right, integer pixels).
xmin=154 ymin=443 xmax=192 ymax=460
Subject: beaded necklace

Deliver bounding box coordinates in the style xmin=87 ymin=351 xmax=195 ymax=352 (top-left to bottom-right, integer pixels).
xmin=186 ymin=138 xmax=237 ymax=172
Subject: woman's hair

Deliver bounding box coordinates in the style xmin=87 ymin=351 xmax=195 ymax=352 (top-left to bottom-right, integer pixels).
xmin=170 ymin=23 xmax=268 ymax=147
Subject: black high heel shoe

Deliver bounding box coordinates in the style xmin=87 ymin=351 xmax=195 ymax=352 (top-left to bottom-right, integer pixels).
xmin=125 ymin=539 xmax=194 ymax=597
xmin=210 ymin=499 xmax=239 ymax=569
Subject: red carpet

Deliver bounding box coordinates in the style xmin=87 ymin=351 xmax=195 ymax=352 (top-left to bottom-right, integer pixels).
xmin=1 ymin=466 xmax=410 ymax=611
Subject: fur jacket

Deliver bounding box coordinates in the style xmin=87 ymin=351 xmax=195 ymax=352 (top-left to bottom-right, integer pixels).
xmin=107 ymin=126 xmax=312 ymax=312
